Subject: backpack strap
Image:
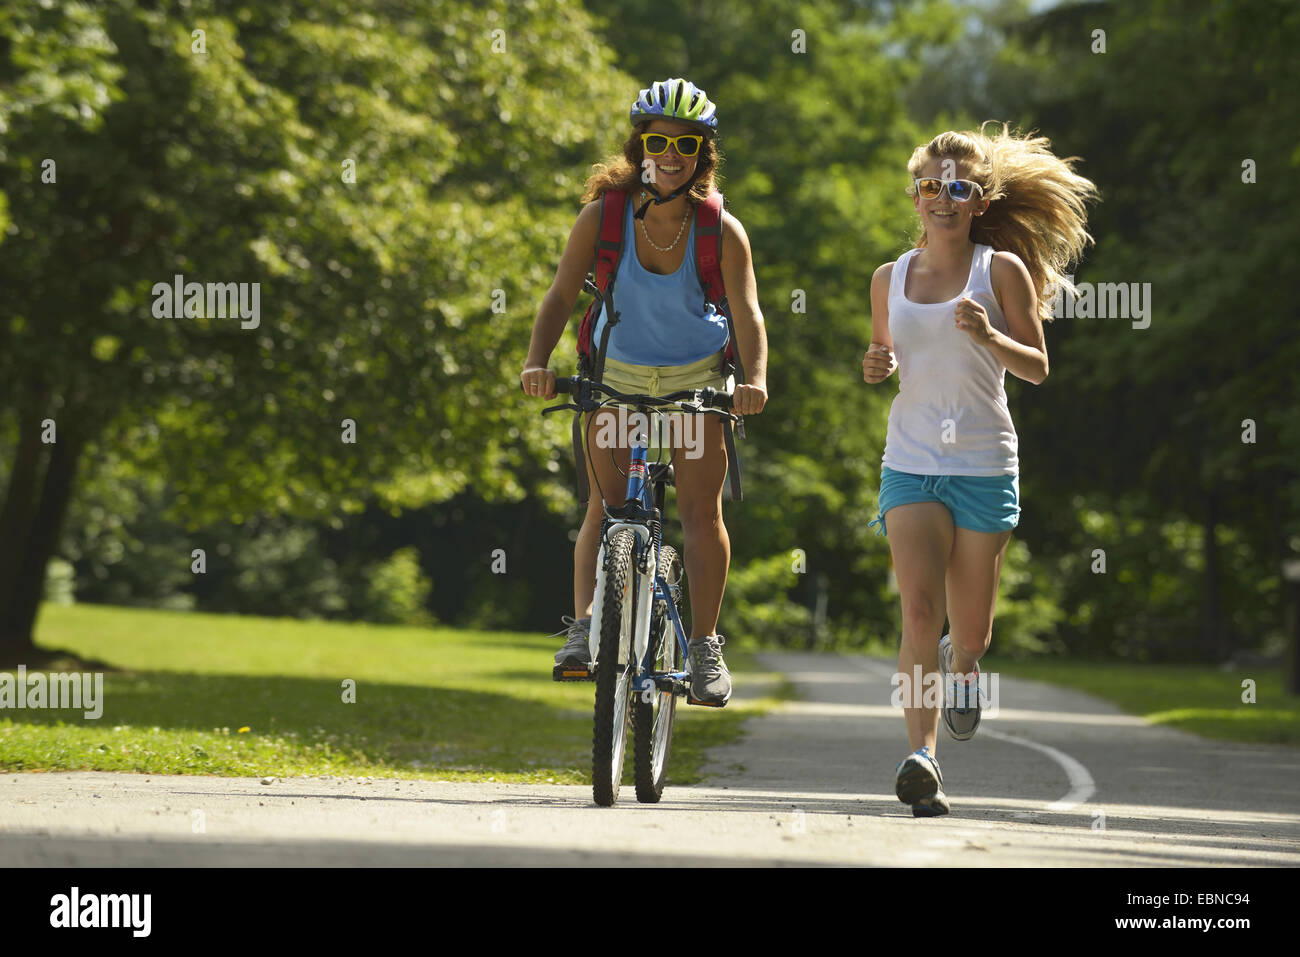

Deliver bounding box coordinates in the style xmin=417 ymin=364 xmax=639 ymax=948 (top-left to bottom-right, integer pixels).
xmin=573 ymin=411 xmax=590 ymax=507
xmin=594 ymin=189 xmax=627 ymax=295
xmin=722 ymin=418 xmax=742 ymax=502
xmin=577 ymin=190 xmax=628 ymax=368
xmin=694 ymin=191 xmax=744 ymax=502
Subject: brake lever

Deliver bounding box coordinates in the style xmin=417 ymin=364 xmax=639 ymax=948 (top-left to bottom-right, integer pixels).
xmin=542 ymin=403 xmax=580 ymax=415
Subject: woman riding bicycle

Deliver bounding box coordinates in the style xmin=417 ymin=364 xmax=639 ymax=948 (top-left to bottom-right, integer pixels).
xmin=520 ymin=78 xmax=769 ymax=706
xmin=863 ymin=123 xmax=1097 ymax=815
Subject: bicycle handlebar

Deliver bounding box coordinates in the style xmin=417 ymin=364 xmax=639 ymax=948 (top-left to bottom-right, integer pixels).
xmin=552 ymin=376 xmax=733 ymax=412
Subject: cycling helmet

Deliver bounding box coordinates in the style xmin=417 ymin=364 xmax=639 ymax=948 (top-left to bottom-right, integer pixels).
xmin=630 ymin=78 xmax=718 ymax=135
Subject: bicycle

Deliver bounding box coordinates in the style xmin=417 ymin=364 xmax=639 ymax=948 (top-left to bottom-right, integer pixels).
xmin=539 ymin=279 xmax=737 ymax=806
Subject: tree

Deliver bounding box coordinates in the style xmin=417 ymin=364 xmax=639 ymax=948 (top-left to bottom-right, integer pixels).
xmin=0 ymin=0 xmax=629 ymax=662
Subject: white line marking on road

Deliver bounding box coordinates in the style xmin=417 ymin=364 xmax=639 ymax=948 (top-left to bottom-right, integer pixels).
xmin=982 ymin=728 xmax=1096 ymax=811
xmin=772 ymin=700 xmax=1146 ymax=727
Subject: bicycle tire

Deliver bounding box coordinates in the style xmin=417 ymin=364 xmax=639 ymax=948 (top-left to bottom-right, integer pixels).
xmin=633 ymin=544 xmax=683 ymax=803
xmin=592 ymin=528 xmax=637 ymax=806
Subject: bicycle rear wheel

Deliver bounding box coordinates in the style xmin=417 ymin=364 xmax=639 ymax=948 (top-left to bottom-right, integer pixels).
xmin=633 ymin=544 xmax=683 ymax=803
xmin=592 ymin=528 xmax=637 ymax=807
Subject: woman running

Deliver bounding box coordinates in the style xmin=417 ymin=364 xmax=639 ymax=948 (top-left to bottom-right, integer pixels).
xmin=521 ymin=78 xmax=768 ymax=706
xmin=863 ymin=123 xmax=1097 ymax=815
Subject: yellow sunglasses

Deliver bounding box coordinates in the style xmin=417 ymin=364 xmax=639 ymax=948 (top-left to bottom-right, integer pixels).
xmin=640 ymin=132 xmax=704 ymax=157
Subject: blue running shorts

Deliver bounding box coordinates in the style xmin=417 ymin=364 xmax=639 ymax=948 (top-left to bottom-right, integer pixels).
xmin=869 ymin=467 xmax=1020 ymax=536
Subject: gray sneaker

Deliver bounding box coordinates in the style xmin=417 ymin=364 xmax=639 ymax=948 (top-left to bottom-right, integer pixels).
xmin=938 ymin=634 xmax=981 ymax=741
xmin=687 ymin=634 xmax=732 ymax=706
xmin=551 ymin=615 xmax=592 ymax=667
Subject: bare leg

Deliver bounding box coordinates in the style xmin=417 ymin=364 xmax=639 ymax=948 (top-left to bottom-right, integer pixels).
xmin=886 ymin=502 xmax=955 ymax=756
xmin=945 ymin=526 xmax=1013 ymax=676
xmin=670 ymin=414 xmax=729 ymax=638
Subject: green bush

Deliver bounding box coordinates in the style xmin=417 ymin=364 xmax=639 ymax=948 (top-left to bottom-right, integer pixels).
xmin=358 ymin=547 xmax=434 ymax=626
xmin=988 ymin=538 xmax=1067 ymax=658
xmin=224 ymin=524 xmax=347 ymax=619
xmin=722 ymin=552 xmax=814 ymax=648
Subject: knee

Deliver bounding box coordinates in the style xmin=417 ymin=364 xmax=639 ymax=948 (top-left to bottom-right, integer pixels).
xmin=900 ymin=592 xmax=945 ymax=637
xmin=677 ymin=502 xmax=723 ymax=538
xmin=951 ymin=626 xmax=992 ymax=657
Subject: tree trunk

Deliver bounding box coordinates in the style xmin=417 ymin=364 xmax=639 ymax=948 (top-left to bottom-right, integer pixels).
xmin=0 ymin=382 xmax=53 ymax=662
xmin=0 ymin=421 xmax=85 ymax=666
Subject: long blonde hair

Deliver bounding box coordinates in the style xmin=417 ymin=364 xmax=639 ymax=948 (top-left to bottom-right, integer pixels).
xmin=907 ymin=122 xmax=1099 ymax=321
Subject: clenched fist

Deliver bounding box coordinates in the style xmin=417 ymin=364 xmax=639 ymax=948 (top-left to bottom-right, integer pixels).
xmin=519 ymin=366 xmax=556 ymax=399
xmin=863 ymin=343 xmax=896 ymax=384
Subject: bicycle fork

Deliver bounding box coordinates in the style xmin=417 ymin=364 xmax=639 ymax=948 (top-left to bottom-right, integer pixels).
xmin=589 ymin=432 xmax=656 ymax=674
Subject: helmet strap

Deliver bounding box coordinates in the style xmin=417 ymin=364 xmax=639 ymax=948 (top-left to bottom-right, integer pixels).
xmin=634 ymin=163 xmax=703 ymax=220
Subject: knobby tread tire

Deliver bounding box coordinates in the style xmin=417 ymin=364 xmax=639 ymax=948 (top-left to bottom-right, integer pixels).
xmin=592 ymin=529 xmax=636 ymax=806
xmin=633 ymin=545 xmax=683 ymax=803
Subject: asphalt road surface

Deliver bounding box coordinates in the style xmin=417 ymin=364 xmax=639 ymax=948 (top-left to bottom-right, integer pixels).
xmin=3 ymin=652 xmax=1297 ymax=866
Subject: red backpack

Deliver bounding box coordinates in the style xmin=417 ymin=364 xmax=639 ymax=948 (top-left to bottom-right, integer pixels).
xmin=575 ymin=188 xmax=744 ymax=384
xmin=569 ymin=188 xmax=745 ymax=503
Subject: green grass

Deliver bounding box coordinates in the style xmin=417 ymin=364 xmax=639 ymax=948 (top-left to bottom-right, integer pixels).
xmin=979 ymin=654 xmax=1300 ymax=746
xmin=0 ymin=604 xmax=793 ymax=782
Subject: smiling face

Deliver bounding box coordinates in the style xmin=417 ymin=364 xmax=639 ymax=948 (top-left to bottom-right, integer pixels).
xmin=641 ymin=118 xmax=703 ymax=193
xmin=913 ymin=157 xmax=990 ymax=236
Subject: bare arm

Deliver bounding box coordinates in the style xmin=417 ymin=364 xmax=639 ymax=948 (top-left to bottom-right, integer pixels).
xmin=521 ymin=201 xmax=601 ymax=399
xmin=720 ymin=210 xmax=767 ymax=415
xmin=863 ymin=262 xmax=897 ymax=383
xmin=982 ymin=251 xmax=1049 ymax=384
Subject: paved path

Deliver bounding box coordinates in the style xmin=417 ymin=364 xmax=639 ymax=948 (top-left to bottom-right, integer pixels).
xmin=3 ymin=653 xmax=1298 ymax=866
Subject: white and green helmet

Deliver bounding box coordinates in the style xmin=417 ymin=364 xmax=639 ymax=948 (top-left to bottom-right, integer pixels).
xmin=630 ymin=78 xmax=718 ymax=135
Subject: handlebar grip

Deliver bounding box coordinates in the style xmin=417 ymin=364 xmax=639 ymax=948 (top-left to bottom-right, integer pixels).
xmin=553 ymin=376 xmax=574 ymax=395
xmin=703 ymin=388 xmax=732 ymax=411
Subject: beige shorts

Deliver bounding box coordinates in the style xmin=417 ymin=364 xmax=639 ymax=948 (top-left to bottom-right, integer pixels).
xmin=600 ymin=353 xmax=731 ymax=399
xmin=591 ymin=354 xmax=732 ymax=453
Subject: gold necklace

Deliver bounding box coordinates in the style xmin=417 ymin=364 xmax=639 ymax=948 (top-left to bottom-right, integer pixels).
xmin=638 ymin=192 xmax=691 ymax=253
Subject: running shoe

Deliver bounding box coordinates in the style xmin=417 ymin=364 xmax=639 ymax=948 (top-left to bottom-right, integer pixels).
xmin=938 ymin=633 xmax=981 ymax=741
xmin=895 ymin=744 xmax=945 ymax=806
xmin=686 ymin=634 xmax=732 ymax=706
xmin=551 ymin=615 xmax=592 ymax=667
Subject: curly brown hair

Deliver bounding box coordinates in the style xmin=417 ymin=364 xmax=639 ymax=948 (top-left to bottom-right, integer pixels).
xmin=581 ymin=122 xmax=723 ymax=205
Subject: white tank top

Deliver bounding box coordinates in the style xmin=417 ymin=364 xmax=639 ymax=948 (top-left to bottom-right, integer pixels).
xmin=881 ymin=244 xmax=1019 ymax=476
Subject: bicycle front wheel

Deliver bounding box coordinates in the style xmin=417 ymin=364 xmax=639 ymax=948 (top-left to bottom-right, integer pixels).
xmin=592 ymin=528 xmax=637 ymax=807
xmin=633 ymin=544 xmax=682 ymax=803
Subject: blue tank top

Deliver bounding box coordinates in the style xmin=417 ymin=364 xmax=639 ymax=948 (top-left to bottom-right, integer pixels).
xmin=591 ymin=197 xmax=730 ymax=366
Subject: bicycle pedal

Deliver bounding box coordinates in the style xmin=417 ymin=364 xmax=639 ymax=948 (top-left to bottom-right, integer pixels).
xmin=552 ymin=664 xmax=596 ymax=682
